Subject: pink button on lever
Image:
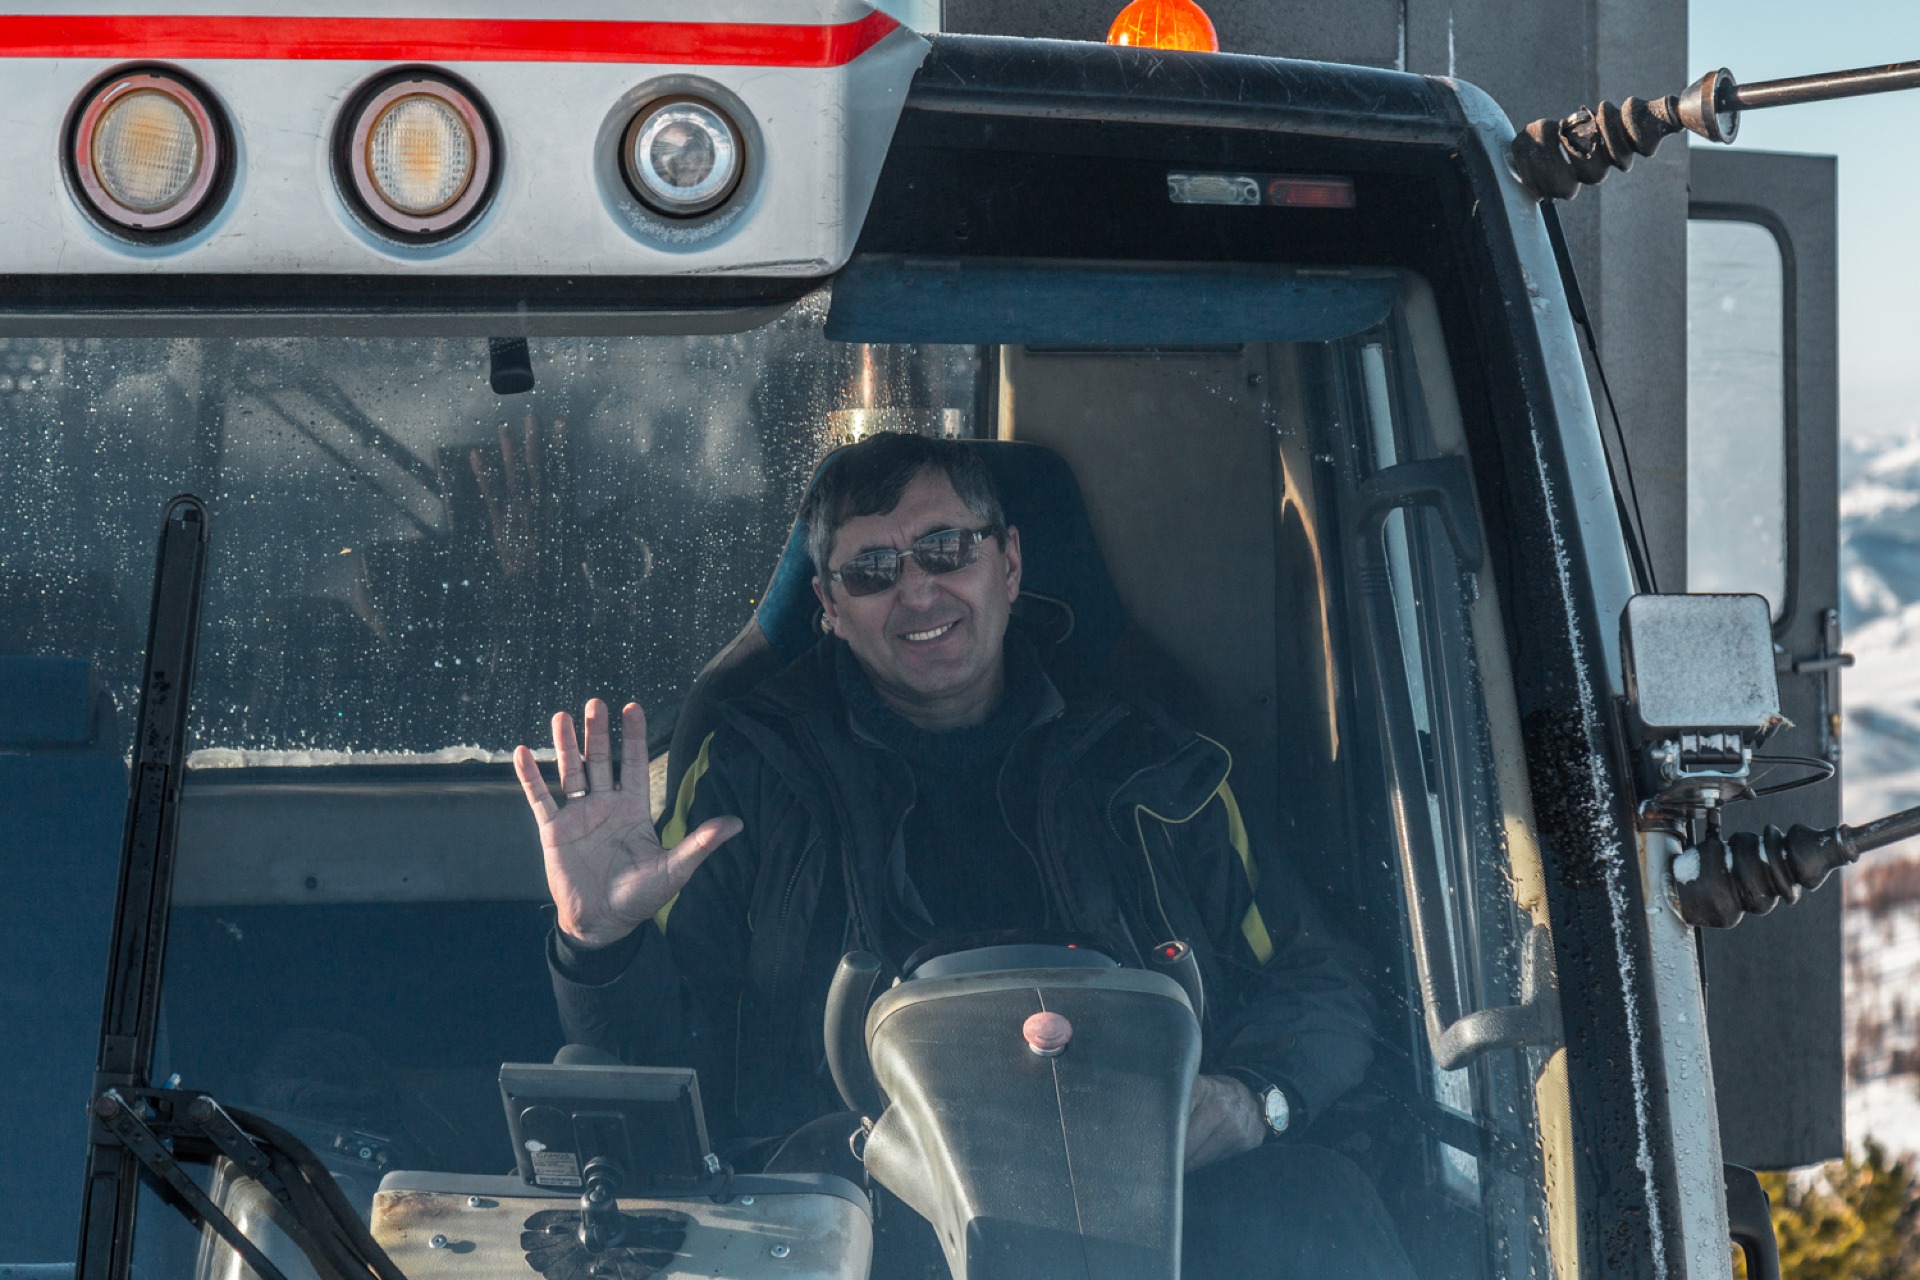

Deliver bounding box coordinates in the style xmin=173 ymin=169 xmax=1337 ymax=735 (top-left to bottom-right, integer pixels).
xmin=1023 ymin=1011 xmax=1072 ymax=1057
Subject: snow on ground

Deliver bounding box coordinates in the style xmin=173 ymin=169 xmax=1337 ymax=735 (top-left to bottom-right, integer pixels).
xmin=1848 ymin=1076 xmax=1920 ymax=1158
xmin=1838 ymin=437 xmax=1920 ymax=1160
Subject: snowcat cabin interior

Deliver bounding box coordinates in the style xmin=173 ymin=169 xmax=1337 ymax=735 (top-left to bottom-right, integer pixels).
xmin=4 ymin=69 xmax=1589 ymax=1280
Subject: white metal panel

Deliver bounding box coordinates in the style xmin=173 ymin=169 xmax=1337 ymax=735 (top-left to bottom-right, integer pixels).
xmin=0 ymin=2 xmax=928 ymax=276
xmin=368 ymin=1184 xmax=874 ymax=1280
xmin=1641 ymin=828 xmax=1737 ymax=1280
xmin=7 ymin=1 xmax=886 ymax=17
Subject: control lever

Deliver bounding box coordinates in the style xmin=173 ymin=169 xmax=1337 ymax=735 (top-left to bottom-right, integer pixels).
xmin=577 ymin=1156 xmax=627 ymax=1253
xmin=1147 ymin=940 xmax=1205 ymax=1026
xmin=825 ymin=952 xmax=886 ymax=1115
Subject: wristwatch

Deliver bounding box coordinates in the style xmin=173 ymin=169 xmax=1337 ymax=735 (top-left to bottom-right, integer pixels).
xmin=1257 ymin=1084 xmax=1292 ymax=1136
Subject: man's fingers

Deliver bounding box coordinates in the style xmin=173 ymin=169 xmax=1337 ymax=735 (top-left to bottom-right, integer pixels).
xmin=553 ymin=711 xmax=585 ymax=797
xmin=523 ymin=413 xmax=542 ymax=499
xmin=545 ymin=418 xmax=568 ymax=531
xmin=513 ymin=745 xmax=560 ymax=826
xmin=666 ymin=816 xmax=742 ymax=886
xmin=498 ymin=424 xmax=521 ymax=504
xmin=471 ymin=448 xmax=506 ymax=529
xmin=584 ymin=698 xmax=615 ymax=793
xmin=621 ymin=702 xmax=650 ymax=778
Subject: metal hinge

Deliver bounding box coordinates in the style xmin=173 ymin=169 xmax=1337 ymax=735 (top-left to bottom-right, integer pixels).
xmin=1775 ymin=608 xmax=1855 ymax=674
xmin=1774 ymin=608 xmax=1851 ymax=763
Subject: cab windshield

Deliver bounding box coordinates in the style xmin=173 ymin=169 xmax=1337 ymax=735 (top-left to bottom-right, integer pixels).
xmin=5 ymin=273 xmax=1572 ymax=1279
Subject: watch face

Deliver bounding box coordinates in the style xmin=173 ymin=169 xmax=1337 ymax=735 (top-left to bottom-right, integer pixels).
xmin=1263 ymin=1087 xmax=1291 ymax=1133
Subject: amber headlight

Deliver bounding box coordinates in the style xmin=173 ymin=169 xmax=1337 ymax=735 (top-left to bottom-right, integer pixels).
xmin=621 ymin=98 xmax=743 ymax=217
xmin=344 ymin=74 xmax=495 ymax=238
xmin=71 ymin=71 xmax=224 ymax=233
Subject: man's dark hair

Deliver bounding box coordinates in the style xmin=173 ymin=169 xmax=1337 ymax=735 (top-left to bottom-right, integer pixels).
xmin=803 ymin=432 xmax=1006 ymax=582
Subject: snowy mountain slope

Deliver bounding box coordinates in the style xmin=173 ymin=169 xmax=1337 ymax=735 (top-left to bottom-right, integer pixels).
xmin=1836 ymin=432 xmax=1920 ymax=1157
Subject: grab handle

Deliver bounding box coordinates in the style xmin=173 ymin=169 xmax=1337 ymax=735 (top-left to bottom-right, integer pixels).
xmin=825 ymin=951 xmax=886 ymax=1115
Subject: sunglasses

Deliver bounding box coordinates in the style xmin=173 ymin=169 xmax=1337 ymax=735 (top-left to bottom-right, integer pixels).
xmin=829 ymin=526 xmax=996 ymax=598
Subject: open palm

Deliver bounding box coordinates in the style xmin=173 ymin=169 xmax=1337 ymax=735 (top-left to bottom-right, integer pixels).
xmin=514 ymin=698 xmax=741 ymax=948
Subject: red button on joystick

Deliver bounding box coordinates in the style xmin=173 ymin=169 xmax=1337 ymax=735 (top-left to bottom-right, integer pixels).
xmin=1024 ymin=1011 xmax=1072 ymax=1057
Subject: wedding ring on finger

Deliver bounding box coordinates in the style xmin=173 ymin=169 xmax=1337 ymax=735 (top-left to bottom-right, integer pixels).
xmin=565 ymin=787 xmax=588 ymax=799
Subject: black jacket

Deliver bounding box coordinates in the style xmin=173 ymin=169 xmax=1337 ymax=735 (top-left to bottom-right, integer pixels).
xmin=550 ymin=637 xmax=1375 ymax=1144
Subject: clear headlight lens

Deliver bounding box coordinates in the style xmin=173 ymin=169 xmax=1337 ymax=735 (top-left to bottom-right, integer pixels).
xmin=72 ymin=72 xmax=223 ymax=231
xmin=94 ymin=89 xmax=199 ymax=212
xmin=367 ymin=94 xmax=475 ymax=216
xmin=623 ymin=100 xmax=742 ymax=217
xmin=345 ymin=76 xmax=495 ymax=237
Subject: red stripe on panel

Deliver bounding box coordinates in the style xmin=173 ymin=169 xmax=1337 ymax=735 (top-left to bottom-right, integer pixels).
xmin=0 ymin=10 xmax=900 ymax=67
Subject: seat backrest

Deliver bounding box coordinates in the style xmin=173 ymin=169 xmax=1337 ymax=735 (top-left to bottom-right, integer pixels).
xmin=664 ymin=440 xmax=1126 ymax=806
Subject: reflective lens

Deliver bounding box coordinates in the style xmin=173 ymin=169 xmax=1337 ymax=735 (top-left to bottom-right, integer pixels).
xmin=71 ymin=72 xmax=223 ymax=231
xmin=832 ymin=529 xmax=989 ymax=597
xmin=344 ymin=75 xmax=495 ymax=238
xmin=367 ymin=94 xmax=474 ymax=216
xmin=623 ymin=100 xmax=741 ymax=216
xmin=92 ymin=89 xmax=200 ymax=212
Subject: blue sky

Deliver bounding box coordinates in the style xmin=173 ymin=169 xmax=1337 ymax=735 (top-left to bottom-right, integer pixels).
xmin=1689 ymin=0 xmax=1920 ymax=442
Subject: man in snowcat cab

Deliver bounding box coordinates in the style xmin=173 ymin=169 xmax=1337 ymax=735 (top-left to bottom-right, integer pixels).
xmin=512 ymin=431 xmax=1418 ymax=1277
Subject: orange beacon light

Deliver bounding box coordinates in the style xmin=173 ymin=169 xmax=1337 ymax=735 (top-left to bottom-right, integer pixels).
xmin=1106 ymin=0 xmax=1219 ymax=52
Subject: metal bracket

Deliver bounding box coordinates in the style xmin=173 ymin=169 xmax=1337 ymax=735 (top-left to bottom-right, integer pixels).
xmin=1645 ymin=732 xmax=1755 ymax=814
xmin=1776 ymin=608 xmax=1851 ymax=763
xmin=1355 ymin=455 xmax=1485 ymax=574
xmin=90 ymin=1090 xmax=291 ymax=1280
xmin=1426 ymin=924 xmax=1562 ymax=1072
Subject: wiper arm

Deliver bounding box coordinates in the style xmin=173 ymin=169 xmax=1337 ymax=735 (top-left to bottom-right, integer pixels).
xmin=76 ymin=499 xmax=403 ymax=1280
xmin=91 ymin=1086 xmax=407 ymax=1280
xmin=92 ymin=1090 xmax=290 ymax=1280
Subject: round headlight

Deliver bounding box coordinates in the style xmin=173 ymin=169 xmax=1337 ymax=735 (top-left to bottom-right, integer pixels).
xmin=621 ymin=99 xmax=742 ymax=217
xmin=346 ymin=75 xmax=494 ymax=237
xmin=71 ymin=71 xmax=223 ymax=232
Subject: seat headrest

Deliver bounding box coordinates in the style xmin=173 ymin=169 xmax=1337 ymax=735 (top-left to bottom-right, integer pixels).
xmin=756 ymin=440 xmax=1125 ymax=682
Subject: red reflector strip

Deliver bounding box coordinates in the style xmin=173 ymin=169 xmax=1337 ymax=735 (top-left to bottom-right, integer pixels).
xmin=0 ymin=10 xmax=900 ymax=67
xmin=1266 ymin=176 xmax=1356 ymax=209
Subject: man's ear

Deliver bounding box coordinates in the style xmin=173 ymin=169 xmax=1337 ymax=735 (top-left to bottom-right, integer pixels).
xmin=811 ymin=576 xmax=837 ymax=630
xmin=1002 ymin=525 xmax=1023 ymax=602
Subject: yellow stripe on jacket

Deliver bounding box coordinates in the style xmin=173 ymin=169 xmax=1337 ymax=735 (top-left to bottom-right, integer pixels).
xmin=654 ymin=731 xmax=716 ymax=933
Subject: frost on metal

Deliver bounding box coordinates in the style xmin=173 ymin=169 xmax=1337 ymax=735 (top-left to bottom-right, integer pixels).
xmin=1671 ymin=849 xmax=1701 ymax=885
xmin=1530 ymin=438 xmax=1670 ymax=1280
xmin=188 ymin=746 xmax=540 ymax=768
xmin=1623 ymin=594 xmax=1782 ymax=736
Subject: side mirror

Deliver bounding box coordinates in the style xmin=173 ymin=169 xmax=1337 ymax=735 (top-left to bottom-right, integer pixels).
xmin=1621 ymin=594 xmax=1916 ymax=929
xmin=1621 ymin=594 xmax=1782 ymax=812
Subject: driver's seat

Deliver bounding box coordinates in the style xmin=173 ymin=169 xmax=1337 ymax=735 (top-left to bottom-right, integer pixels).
xmin=662 ymin=439 xmax=1126 ymax=809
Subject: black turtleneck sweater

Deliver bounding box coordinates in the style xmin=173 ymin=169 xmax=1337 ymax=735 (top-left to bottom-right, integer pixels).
xmin=832 ymin=636 xmax=1050 ymax=945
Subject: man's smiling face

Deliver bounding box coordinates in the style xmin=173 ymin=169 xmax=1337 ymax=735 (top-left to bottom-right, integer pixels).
xmin=812 ymin=467 xmax=1022 ymax=729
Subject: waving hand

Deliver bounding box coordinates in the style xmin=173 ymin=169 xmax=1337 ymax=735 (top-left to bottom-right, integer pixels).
xmin=513 ymin=698 xmax=741 ymax=947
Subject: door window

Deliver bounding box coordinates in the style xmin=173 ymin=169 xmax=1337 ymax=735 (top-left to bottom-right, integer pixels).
xmin=1340 ymin=303 xmax=1571 ymax=1279
xmin=1687 ymin=216 xmax=1788 ymax=614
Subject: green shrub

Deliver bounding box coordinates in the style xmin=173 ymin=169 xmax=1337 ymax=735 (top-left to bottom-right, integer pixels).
xmin=1734 ymin=1141 xmax=1920 ymax=1280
